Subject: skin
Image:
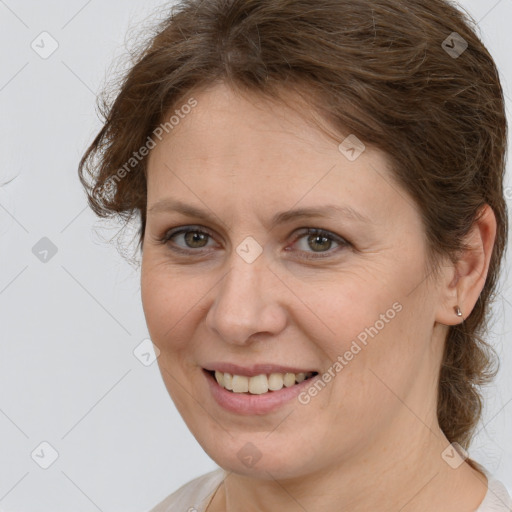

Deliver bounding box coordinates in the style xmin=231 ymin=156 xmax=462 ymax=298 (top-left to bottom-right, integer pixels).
xmin=140 ymin=82 xmax=496 ymax=511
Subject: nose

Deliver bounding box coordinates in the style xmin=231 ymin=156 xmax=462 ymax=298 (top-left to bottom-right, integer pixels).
xmin=205 ymin=248 xmax=288 ymax=346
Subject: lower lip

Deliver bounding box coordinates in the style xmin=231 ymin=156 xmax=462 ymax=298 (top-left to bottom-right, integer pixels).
xmin=203 ymin=370 xmax=319 ymax=415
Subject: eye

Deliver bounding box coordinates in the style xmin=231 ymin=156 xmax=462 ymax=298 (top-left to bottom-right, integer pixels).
xmin=160 ymin=226 xmax=217 ymax=252
xmin=288 ymin=228 xmax=349 ymax=259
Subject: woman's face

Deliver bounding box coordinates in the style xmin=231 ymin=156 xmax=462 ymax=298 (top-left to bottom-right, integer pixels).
xmin=141 ymin=83 xmax=447 ymax=479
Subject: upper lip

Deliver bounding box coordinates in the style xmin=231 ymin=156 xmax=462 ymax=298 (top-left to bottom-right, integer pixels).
xmin=203 ymin=363 xmax=318 ymax=377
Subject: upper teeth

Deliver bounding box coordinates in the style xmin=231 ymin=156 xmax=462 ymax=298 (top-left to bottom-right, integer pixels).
xmin=214 ymin=371 xmax=314 ymax=394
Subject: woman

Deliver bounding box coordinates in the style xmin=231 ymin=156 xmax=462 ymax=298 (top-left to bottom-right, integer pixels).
xmin=79 ymin=0 xmax=511 ymax=510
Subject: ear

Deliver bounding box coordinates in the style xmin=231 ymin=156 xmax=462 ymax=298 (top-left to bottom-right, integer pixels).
xmin=435 ymin=204 xmax=497 ymax=326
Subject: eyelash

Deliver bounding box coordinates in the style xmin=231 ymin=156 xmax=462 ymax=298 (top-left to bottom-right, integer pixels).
xmin=158 ymin=225 xmax=350 ymax=260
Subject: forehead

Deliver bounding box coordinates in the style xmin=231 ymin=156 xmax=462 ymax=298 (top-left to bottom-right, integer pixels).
xmin=148 ymin=83 xmax=361 ymax=179
xmin=144 ymin=82 xmax=418 ymax=233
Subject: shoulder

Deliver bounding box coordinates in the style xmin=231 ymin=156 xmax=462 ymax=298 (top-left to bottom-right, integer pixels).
xmin=476 ymin=474 xmax=512 ymax=512
xmin=147 ymin=468 xmax=226 ymax=512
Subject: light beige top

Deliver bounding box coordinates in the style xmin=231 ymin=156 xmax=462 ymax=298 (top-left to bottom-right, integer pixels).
xmin=148 ymin=467 xmax=512 ymax=512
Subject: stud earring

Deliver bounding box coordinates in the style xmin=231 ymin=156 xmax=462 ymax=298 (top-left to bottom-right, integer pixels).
xmin=454 ymin=305 xmax=463 ymax=317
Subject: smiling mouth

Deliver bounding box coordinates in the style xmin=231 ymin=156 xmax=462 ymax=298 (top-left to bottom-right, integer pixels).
xmin=205 ymin=369 xmax=318 ymax=395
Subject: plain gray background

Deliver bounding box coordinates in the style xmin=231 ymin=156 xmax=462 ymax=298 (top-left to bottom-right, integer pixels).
xmin=0 ymin=0 xmax=511 ymax=511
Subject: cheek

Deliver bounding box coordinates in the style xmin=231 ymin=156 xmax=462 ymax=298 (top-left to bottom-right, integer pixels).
xmin=140 ymin=268 xmax=168 ymax=340
xmin=141 ymin=263 xmax=204 ymax=401
xmin=298 ymin=263 xmax=428 ymax=400
xmin=317 ymin=290 xmax=434 ymax=430
xmin=140 ymin=259 xmax=197 ymax=351
xmin=298 ymin=275 xmax=402 ymax=359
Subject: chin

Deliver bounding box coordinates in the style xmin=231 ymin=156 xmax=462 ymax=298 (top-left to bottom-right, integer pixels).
xmin=197 ymin=433 xmax=320 ymax=480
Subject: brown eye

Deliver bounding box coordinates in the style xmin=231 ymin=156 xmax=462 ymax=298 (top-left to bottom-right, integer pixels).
xmin=289 ymin=228 xmax=349 ymax=259
xmin=183 ymin=231 xmax=209 ymax=248
xmin=161 ymin=226 xmax=215 ymax=251
xmin=305 ymin=233 xmax=333 ymax=252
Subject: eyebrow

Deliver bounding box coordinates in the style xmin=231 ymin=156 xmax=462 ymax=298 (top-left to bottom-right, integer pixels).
xmin=147 ymin=198 xmax=371 ymax=227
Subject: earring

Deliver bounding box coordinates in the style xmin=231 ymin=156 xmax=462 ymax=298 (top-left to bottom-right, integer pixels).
xmin=454 ymin=305 xmax=463 ymax=317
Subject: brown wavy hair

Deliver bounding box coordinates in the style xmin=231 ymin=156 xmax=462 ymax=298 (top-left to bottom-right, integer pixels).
xmin=78 ymin=0 xmax=508 ymax=463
